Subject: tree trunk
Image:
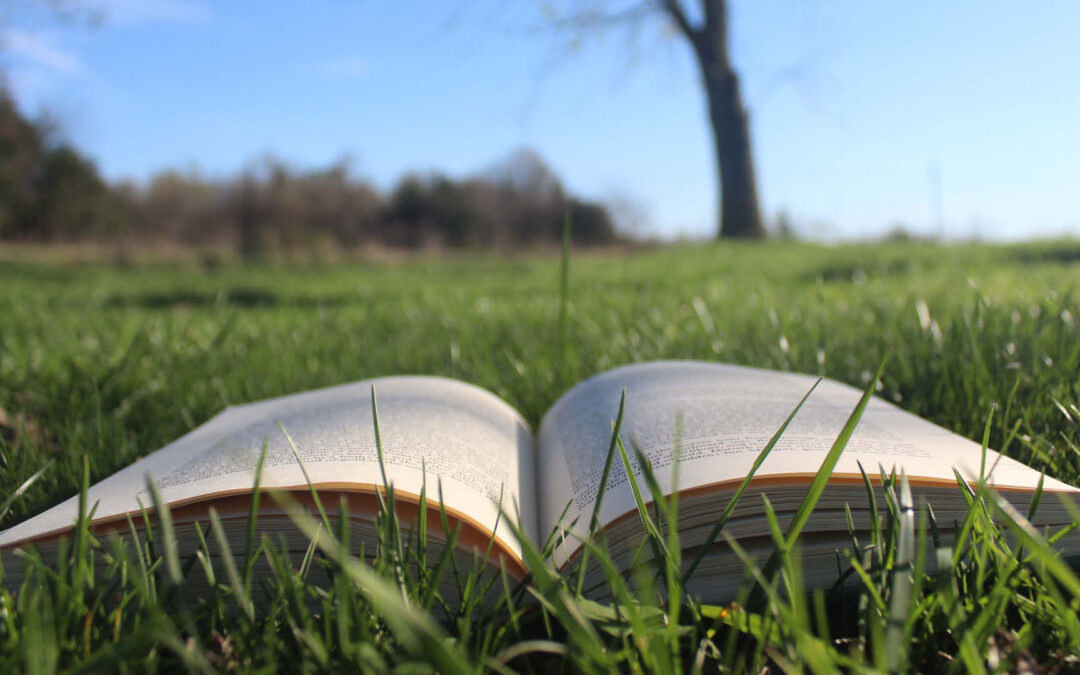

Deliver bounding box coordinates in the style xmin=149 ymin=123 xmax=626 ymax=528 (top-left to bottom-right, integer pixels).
xmin=703 ymin=67 xmax=766 ymax=239
xmin=683 ymin=0 xmax=765 ymax=240
xmin=238 ymin=173 xmax=260 ymax=260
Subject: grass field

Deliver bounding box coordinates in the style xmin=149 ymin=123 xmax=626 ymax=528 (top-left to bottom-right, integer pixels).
xmin=1 ymin=240 xmax=1079 ymax=671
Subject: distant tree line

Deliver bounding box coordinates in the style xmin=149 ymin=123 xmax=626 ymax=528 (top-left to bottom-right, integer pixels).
xmin=0 ymin=88 xmax=619 ymax=251
xmin=0 ymin=89 xmax=127 ymax=241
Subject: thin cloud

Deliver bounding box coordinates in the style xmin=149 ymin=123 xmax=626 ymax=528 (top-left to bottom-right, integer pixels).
xmin=96 ymin=0 xmax=213 ymax=26
xmin=2 ymin=29 xmax=85 ymax=75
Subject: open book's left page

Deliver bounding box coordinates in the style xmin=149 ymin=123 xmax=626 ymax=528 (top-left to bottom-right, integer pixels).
xmin=0 ymin=376 xmax=537 ymax=560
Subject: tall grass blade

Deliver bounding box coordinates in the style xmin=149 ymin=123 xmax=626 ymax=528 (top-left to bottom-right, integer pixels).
xmin=885 ymin=470 xmax=914 ymax=671
xmin=276 ymin=420 xmax=333 ymax=533
xmin=684 ymin=378 xmax=822 ymax=582
xmin=143 ymin=477 xmax=180 ymax=587
xmin=208 ymin=507 xmax=254 ymax=621
xmin=0 ymin=460 xmax=52 ymax=523
xmin=991 ymin=491 xmax=1080 ymax=597
xmin=559 ymin=211 xmax=571 ymax=390
xmin=271 ymin=490 xmax=474 ymax=674
xmin=371 ymin=384 xmax=389 ymax=490
xmin=614 ymin=432 xmax=669 ymax=565
xmin=244 ymin=438 xmax=268 ymax=589
xmin=747 ymin=357 xmax=887 ymax=611
xmin=575 ymin=389 xmax=626 ymax=596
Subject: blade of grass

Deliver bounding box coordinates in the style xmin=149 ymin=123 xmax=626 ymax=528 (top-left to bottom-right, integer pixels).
xmin=684 ymin=377 xmax=822 ymax=582
xmin=270 ymin=489 xmax=474 ymax=675
xmin=559 ymin=211 xmax=571 ymax=390
xmin=885 ymin=470 xmax=914 ymax=671
xmin=575 ymin=389 xmax=626 ymax=596
xmin=991 ymin=491 xmax=1080 ymax=597
xmin=614 ymin=432 xmax=669 ymax=566
xmin=0 ymin=460 xmax=53 ymax=523
xmin=143 ymin=477 xmax=180 ymax=588
xmin=208 ymin=507 xmax=254 ymax=621
xmin=746 ymin=357 xmax=887 ymax=611
xmin=243 ymin=438 xmax=268 ymax=591
xmin=276 ymin=420 xmax=333 ymax=534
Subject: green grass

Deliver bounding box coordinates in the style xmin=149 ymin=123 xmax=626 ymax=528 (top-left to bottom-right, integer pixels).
xmin=1 ymin=239 xmax=1079 ymax=671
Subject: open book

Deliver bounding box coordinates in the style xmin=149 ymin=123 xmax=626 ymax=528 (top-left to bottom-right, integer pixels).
xmin=2 ymin=361 xmax=1076 ymax=600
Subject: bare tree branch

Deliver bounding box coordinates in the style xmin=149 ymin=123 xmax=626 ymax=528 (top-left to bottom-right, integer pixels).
xmin=659 ymin=0 xmax=699 ymax=46
xmin=539 ymin=0 xmax=766 ymax=238
xmin=537 ymin=1 xmax=655 ymax=33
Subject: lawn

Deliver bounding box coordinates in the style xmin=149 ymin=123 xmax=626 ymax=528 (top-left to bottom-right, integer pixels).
xmin=1 ymin=240 xmax=1078 ymax=671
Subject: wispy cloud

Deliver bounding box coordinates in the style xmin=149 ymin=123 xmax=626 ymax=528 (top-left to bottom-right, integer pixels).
xmin=0 ymin=0 xmax=209 ymax=105
xmin=2 ymin=29 xmax=86 ymax=75
xmin=317 ymin=56 xmax=371 ymax=78
xmin=96 ymin=0 xmax=213 ymax=26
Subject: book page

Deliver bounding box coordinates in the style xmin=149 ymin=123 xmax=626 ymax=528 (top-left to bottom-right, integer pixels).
xmin=0 ymin=377 xmax=537 ymax=558
xmin=537 ymin=361 xmax=1075 ymax=541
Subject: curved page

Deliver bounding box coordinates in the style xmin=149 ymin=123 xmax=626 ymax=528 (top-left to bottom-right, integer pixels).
xmin=537 ymin=361 xmax=1074 ymax=550
xmin=1 ymin=376 xmax=536 ymax=559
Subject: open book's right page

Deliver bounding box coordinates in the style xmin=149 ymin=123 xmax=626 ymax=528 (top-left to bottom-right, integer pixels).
xmin=537 ymin=361 xmax=1075 ymax=543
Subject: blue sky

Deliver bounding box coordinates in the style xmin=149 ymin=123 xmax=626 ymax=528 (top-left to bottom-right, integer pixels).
xmin=2 ymin=0 xmax=1078 ymax=240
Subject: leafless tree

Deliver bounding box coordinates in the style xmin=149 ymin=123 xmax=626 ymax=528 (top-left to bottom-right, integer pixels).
xmin=550 ymin=0 xmax=766 ymax=239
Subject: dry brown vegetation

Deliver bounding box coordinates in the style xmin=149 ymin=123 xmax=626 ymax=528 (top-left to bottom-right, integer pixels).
xmin=1 ymin=88 xmax=620 ymax=254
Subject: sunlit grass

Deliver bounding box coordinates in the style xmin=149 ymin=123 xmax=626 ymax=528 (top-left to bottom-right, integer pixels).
xmin=0 ymin=239 xmax=1078 ymax=670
